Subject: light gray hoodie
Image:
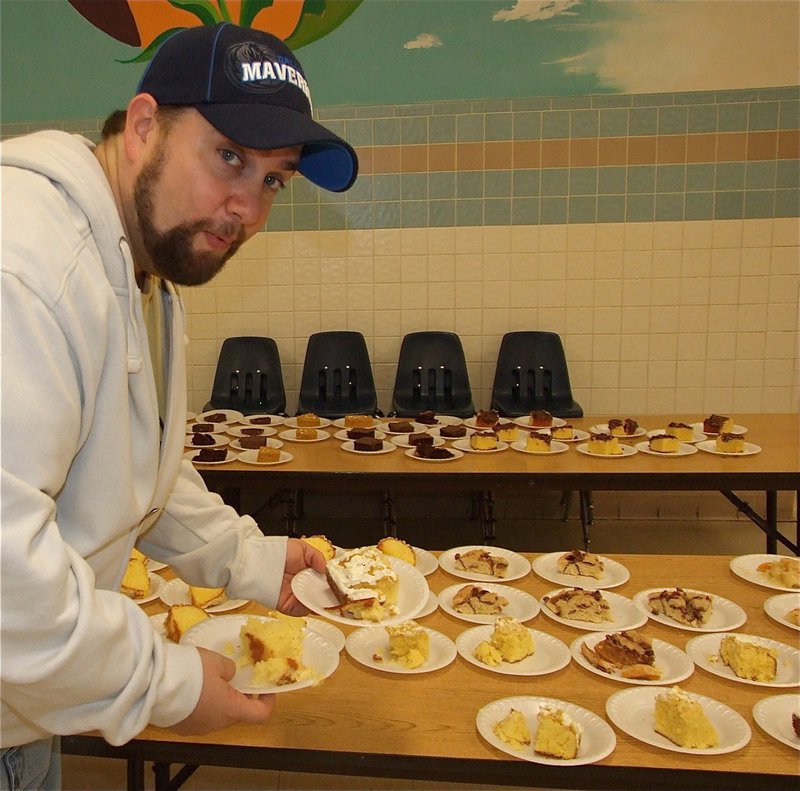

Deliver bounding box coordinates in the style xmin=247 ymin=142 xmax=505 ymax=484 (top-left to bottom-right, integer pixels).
xmin=1 ymin=131 xmax=287 ymax=747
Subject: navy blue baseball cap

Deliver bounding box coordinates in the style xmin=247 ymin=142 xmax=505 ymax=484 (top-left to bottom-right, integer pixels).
xmin=137 ymin=23 xmax=357 ymax=192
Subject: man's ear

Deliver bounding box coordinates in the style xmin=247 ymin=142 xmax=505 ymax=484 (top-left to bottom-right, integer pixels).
xmin=123 ymin=94 xmax=159 ymax=162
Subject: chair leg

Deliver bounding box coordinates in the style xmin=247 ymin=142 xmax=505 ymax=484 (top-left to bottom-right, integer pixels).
xmin=579 ymin=491 xmax=594 ymax=550
xmin=382 ymin=490 xmax=396 ymax=537
xmin=560 ymin=490 xmax=572 ymax=522
xmin=281 ymin=488 xmax=302 ymax=537
xmin=480 ymin=490 xmax=496 ymax=544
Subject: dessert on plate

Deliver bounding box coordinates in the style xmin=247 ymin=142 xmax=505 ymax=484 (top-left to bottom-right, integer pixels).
xmin=647 ymin=588 xmax=712 ymax=627
xmin=474 ymin=409 xmax=499 ymax=428
xmin=414 ymin=444 xmax=454 ymax=460
xmin=452 ymin=584 xmax=508 ymax=615
xmin=300 ymin=534 xmax=336 ymax=560
xmin=529 ymin=410 xmax=553 ymax=428
xmin=718 ymin=635 xmax=777 ymax=682
xmin=239 ymin=615 xmax=313 ymax=686
xmin=494 ymin=422 xmax=518 ymax=442
xmin=165 ymin=604 xmax=209 ymax=643
xmin=353 ymin=436 xmax=384 ymax=452
xmin=608 ymin=418 xmax=638 ymax=436
xmin=415 ymin=410 xmax=438 ymax=425
xmin=347 ymin=426 xmax=375 ymax=440
xmin=654 ymin=686 xmax=719 ymax=749
xmin=474 ymin=616 xmax=534 ymax=665
xmin=386 ymin=620 xmax=429 ymax=668
xmin=580 ymin=630 xmax=661 ymax=680
xmin=192 ymin=448 xmax=227 ymax=462
xmin=757 ymin=557 xmax=800 ymax=589
xmin=344 ymin=414 xmax=373 ymax=428
xmin=454 ymin=548 xmax=509 ymax=578
xmin=586 ymin=433 xmax=623 ymax=455
xmin=296 ymin=413 xmax=321 ymax=427
xmin=494 ymin=708 xmax=531 ymax=750
xmin=556 ymin=550 xmax=604 ymax=579
xmin=257 ymin=445 xmax=281 ymax=462
xmin=439 ymin=424 xmax=467 ymax=439
xmin=667 ymin=422 xmax=694 ymax=441
xmin=526 ymin=431 xmax=552 ymax=452
xmin=120 ymin=556 xmax=150 ymax=599
xmin=715 ymin=432 xmax=745 ymax=453
xmin=648 ymin=434 xmax=680 ymax=453
xmin=377 ymin=537 xmax=416 ymax=565
xmin=544 ymin=588 xmax=613 ymax=623
xmin=534 ymin=704 xmax=582 ymax=759
xmin=470 ymin=431 xmax=499 ymax=450
xmin=189 ymin=585 xmax=227 ymax=609
xmin=703 ymin=414 xmax=733 ymax=434
xmin=325 ymin=546 xmax=399 ymax=621
xmin=551 ymin=424 xmax=574 ymax=440
xmin=388 ymin=420 xmax=414 ymax=433
xmin=295 ymin=428 xmax=318 ymax=440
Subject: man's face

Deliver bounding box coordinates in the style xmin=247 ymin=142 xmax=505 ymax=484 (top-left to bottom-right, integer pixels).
xmin=133 ymin=109 xmax=301 ymax=286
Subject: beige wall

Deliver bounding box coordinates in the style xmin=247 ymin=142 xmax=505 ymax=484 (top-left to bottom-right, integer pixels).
xmin=183 ymin=216 xmax=799 ymax=417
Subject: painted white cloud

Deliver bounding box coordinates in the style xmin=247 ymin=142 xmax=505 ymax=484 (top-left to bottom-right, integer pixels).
xmin=567 ymin=1 xmax=800 ymax=92
xmin=493 ymin=0 xmax=583 ymax=23
xmin=404 ymin=33 xmax=443 ymax=50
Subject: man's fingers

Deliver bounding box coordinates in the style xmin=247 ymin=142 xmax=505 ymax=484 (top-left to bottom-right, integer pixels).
xmin=235 ymin=691 xmax=276 ymax=723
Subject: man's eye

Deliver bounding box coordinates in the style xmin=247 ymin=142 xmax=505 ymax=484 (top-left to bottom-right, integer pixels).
xmin=265 ymin=174 xmax=286 ymax=191
xmin=220 ymin=149 xmax=241 ymax=165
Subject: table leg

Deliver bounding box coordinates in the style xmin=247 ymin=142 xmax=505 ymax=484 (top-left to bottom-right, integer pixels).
xmin=127 ymin=757 xmax=145 ymax=791
xmin=382 ymin=490 xmax=396 ymax=536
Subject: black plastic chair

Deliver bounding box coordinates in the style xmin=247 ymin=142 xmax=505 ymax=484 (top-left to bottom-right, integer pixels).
xmin=296 ymin=331 xmax=378 ymax=418
xmin=204 ymin=336 xmax=286 ymax=416
xmin=391 ymin=331 xmax=475 ymax=419
xmin=490 ymin=331 xmax=583 ymax=419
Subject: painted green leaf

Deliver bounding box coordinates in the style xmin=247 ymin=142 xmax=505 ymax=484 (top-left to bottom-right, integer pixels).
xmin=239 ymin=0 xmax=277 ymax=29
xmin=116 ymin=27 xmax=187 ymax=64
xmin=166 ymin=0 xmax=222 ymax=26
xmin=286 ymin=0 xmax=363 ymax=50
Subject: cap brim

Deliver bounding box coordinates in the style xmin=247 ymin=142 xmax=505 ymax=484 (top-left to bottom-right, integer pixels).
xmin=197 ymin=103 xmax=358 ymax=192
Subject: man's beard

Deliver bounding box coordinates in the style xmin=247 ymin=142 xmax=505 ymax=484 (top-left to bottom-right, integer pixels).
xmin=133 ymin=149 xmax=245 ymax=286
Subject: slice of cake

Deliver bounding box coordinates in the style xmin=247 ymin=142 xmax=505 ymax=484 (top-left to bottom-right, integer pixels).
xmin=325 ymin=546 xmax=399 ymax=621
xmin=241 ymin=427 xmax=266 ymax=435
xmin=439 ymin=424 xmax=467 ymax=439
xmin=556 ymin=550 xmax=604 ymax=579
xmin=204 ymin=412 xmax=227 ymax=423
xmin=494 ymin=422 xmax=518 ymax=442
xmin=534 ymin=704 xmax=582 ymax=759
xmin=249 ymin=416 xmax=272 ymax=425
xmin=452 ymin=584 xmax=508 ymax=615
xmin=757 ymin=557 xmax=800 ymax=589
xmin=793 ymin=712 xmax=800 ymax=738
xmin=415 ymin=410 xmax=438 ymax=425
xmin=407 ymin=432 xmax=434 ymax=448
xmin=377 ymin=537 xmax=416 ymax=566
xmin=353 ymin=436 xmax=384 ymax=452
xmin=239 ymin=615 xmax=312 ymax=686
xmin=388 ymin=420 xmax=414 ymax=433
xmin=296 ymin=413 xmax=321 ymax=427
xmin=667 ymin=422 xmax=695 ymax=441
xmin=239 ymin=435 xmax=268 ymax=449
xmin=295 ymin=428 xmax=318 ymax=440
xmin=257 ymin=445 xmax=281 ymax=462
xmin=130 ymin=547 xmax=148 ymax=566
xmin=454 ymin=548 xmax=509 ymax=578
xmin=529 ymin=410 xmax=553 ymax=427
xmin=786 ymin=607 xmax=800 ymax=626
xmin=551 ymin=424 xmax=574 ymax=440
xmin=165 ymin=604 xmax=209 ymax=643
xmin=474 ymin=409 xmax=499 ymax=428
xmin=719 ymin=635 xmax=777 ymax=682
xmin=120 ymin=557 xmax=150 ymax=599
xmin=648 ymin=433 xmax=681 ymax=453
xmin=654 ymin=686 xmax=719 ymax=749
xmin=344 ymin=414 xmax=373 ymax=428
xmin=474 ymin=616 xmax=534 ymax=664
xmin=494 ymin=708 xmax=531 ymax=750
xmin=193 ymin=448 xmax=227 ymax=462
xmin=608 ymin=418 xmax=638 ymax=436
xmin=386 ymin=620 xmax=429 ymax=668
xmin=703 ymin=414 xmax=733 ymax=434
xmin=300 ymin=534 xmax=336 ymax=560
xmin=191 ymin=423 xmax=214 ymax=432
xmin=543 ymin=588 xmax=613 ymax=623
xmin=189 ymin=585 xmax=227 ymax=609
xmin=415 ymin=444 xmax=454 ymax=459
xmin=647 ymin=588 xmax=713 ymax=627
xmin=586 ymin=432 xmax=623 ymax=455
xmin=470 ymin=431 xmax=498 ymax=450
xmin=347 ymin=427 xmax=376 ymax=440
xmin=190 ymin=432 xmax=216 ymax=446
xmin=525 ymin=431 xmax=552 ymax=452
xmin=580 ymin=630 xmax=661 ymax=680
xmin=715 ymin=432 xmax=745 ymax=453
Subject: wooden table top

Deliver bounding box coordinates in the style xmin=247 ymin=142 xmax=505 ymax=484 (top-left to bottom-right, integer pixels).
xmin=121 ymin=552 xmax=799 ymax=788
xmin=192 ymin=413 xmax=800 ymax=491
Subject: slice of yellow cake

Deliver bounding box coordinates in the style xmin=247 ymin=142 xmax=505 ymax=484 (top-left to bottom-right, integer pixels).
xmin=715 ymin=432 xmax=745 ymax=453
xmin=386 ymin=620 xmax=429 ymax=669
xmin=165 ymin=604 xmax=209 ymax=643
xmin=470 ymin=431 xmax=499 ymax=450
xmin=654 ymin=686 xmax=719 ymax=749
xmin=120 ymin=557 xmax=150 ymax=599
xmin=189 ymin=585 xmax=227 ymax=609
xmin=301 ymin=534 xmax=336 ymax=560
xmin=757 ymin=557 xmax=800 ymax=589
xmin=719 ymin=635 xmax=777 ymax=682
xmin=534 ymin=704 xmax=583 ymax=759
xmin=239 ymin=616 xmax=313 ymax=686
xmin=494 ymin=708 xmax=531 ymax=750
xmin=474 ymin=616 xmax=534 ymax=665
xmin=648 ymin=433 xmax=681 ymax=453
xmin=587 ymin=432 xmax=623 ymax=455
xmin=377 ymin=537 xmax=417 ymax=566
xmin=525 ymin=431 xmax=552 ymax=452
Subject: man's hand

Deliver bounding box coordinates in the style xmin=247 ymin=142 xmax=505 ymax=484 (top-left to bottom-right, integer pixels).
xmin=276 ymin=538 xmax=326 ymax=615
xmin=172 ymin=648 xmax=275 ymax=735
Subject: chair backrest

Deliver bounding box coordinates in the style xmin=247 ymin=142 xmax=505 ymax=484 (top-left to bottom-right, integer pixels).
xmin=207 ymin=336 xmax=286 ymax=415
xmin=391 ymin=331 xmax=475 ymax=418
xmin=296 ymin=331 xmax=378 ymax=418
xmin=490 ymin=331 xmax=583 ymax=418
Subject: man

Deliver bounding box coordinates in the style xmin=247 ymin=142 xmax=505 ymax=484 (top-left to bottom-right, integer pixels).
xmin=0 ymin=23 xmax=357 ymax=788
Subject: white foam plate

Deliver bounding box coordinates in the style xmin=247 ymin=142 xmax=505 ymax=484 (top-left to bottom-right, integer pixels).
xmin=606 ymin=687 xmax=751 ymax=755
xmin=415 ymin=590 xmax=439 ymax=617
xmin=696 ymin=440 xmax=762 ymax=456
xmin=633 ymin=588 xmax=747 ymax=632
xmin=437 ymin=582 xmax=540 ymax=624
xmin=463 ymin=416 xmax=501 ymax=429
xmin=278 ymin=429 xmax=330 ymax=443
xmin=647 ymin=427 xmax=706 ymax=444
xmin=456 ymin=625 xmax=570 ymax=676
xmin=158 ymin=578 xmax=249 ymax=613
xmin=390 ymin=434 xmax=445 ymax=449
xmin=198 ymin=409 xmax=244 ymax=425
xmin=332 ymin=417 xmax=379 ymax=429
xmin=184 ymin=433 xmax=230 ymax=449
xmin=730 ymin=554 xmax=800 ymax=592
xmin=452 ymin=438 xmax=509 ymax=454
xmin=410 ymin=547 xmax=438 ymax=577
xmin=438 ymin=545 xmax=530 ymax=582
xmin=181 ymin=614 xmax=339 ymax=693
xmin=290 ymin=558 xmax=429 ymax=627
xmin=570 ymin=633 xmax=694 ymax=686
xmin=238 ymin=414 xmax=285 ymax=427
xmin=533 ymin=428 xmax=590 ymax=443
xmin=541 ymin=588 xmax=647 ymax=632
xmin=686 ymin=632 xmax=800 ymax=688
xmin=477 ymin=696 xmax=616 ymax=766
xmin=340 ymin=440 xmax=396 ymax=455
xmin=229 ymin=437 xmax=283 ymax=451
xmin=764 ymin=593 xmax=800 ymax=631
xmin=123 ymin=572 xmax=163 ymax=605
xmin=635 ymin=441 xmax=698 ymax=457
xmin=511 ymin=415 xmax=567 ymax=429
xmin=531 ymin=552 xmax=630 ymax=590
xmin=590 ymin=423 xmax=647 ymax=438
xmin=428 ymin=414 xmax=463 ymax=427
xmin=346 ymin=626 xmax=456 ymax=674
xmin=752 ymin=694 xmax=800 ymax=750
xmin=576 ymin=442 xmax=638 ymax=458
xmin=225 ymin=424 xmax=278 ymax=438
xmin=691 ymin=421 xmax=748 ymax=436
xmin=333 ymin=428 xmax=387 ymax=442
xmin=236 ymin=449 xmax=294 ymax=466
xmin=378 ymin=420 xmax=427 ymax=435
xmin=404 ymin=446 xmax=463 ymax=462
xmin=183 ymin=449 xmax=236 ymax=464
xmin=510 ymin=439 xmax=569 ymax=455
xmin=306 ymin=617 xmax=345 ymax=652
xmin=283 ymin=416 xmax=332 ymax=429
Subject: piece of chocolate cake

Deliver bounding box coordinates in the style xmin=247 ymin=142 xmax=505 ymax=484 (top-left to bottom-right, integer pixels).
xmin=388 ymin=420 xmax=414 ymax=433
xmin=204 ymin=413 xmax=227 ymax=423
xmin=238 ymin=436 xmax=268 ymax=449
xmin=347 ymin=427 xmax=376 ymax=440
xmin=353 ymin=436 xmax=384 ymax=452
xmin=191 ymin=423 xmax=214 ymax=433
xmin=408 ymin=432 xmax=434 ymax=447
xmin=415 ymin=444 xmax=454 ymax=459
xmin=193 ymin=448 xmax=227 ymax=462
xmin=439 ymin=424 xmax=467 ymax=439
xmin=415 ymin=410 xmax=437 ymax=425
xmin=190 ymin=433 xmax=215 ymax=446
xmin=249 ymin=416 xmax=272 ymax=425
xmin=241 ymin=427 xmax=265 ymax=436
